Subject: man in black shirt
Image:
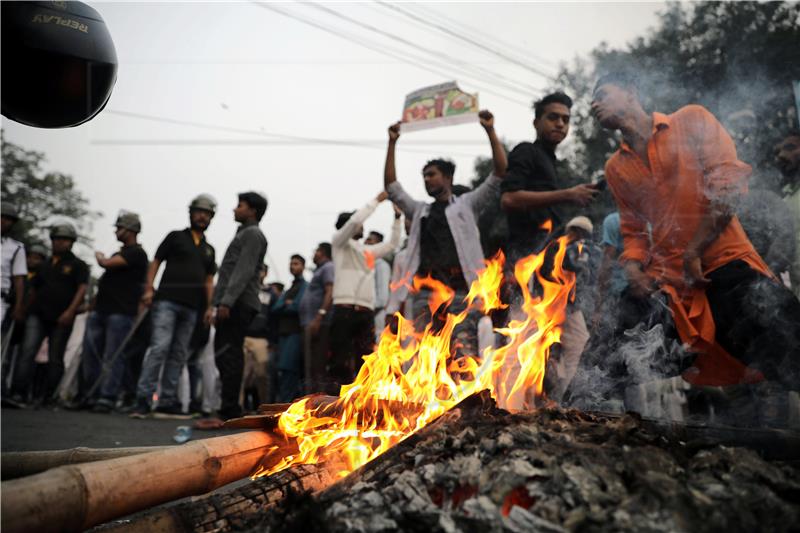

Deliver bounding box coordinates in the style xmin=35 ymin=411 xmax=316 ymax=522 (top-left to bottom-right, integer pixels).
xmin=500 ymin=92 xmax=599 ymax=260
xmin=212 ymin=191 xmax=268 ymax=420
xmin=11 ymin=223 xmax=88 ymax=405
xmin=131 ymin=194 xmax=217 ymax=418
xmin=82 ymin=211 xmax=148 ymax=413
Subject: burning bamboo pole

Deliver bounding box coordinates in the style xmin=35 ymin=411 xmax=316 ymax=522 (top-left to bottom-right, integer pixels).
xmin=1 ymin=445 xmax=171 ymax=480
xmin=0 ymin=430 xmax=290 ymax=533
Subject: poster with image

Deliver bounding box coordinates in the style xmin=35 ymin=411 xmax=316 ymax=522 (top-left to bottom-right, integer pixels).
xmin=400 ymin=81 xmax=479 ymax=133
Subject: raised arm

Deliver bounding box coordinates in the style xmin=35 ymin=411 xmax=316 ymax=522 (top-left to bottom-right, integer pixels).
xmin=384 ymin=122 xmax=401 ymax=190
xmin=332 ymin=191 xmax=388 ymax=248
xmin=464 ymin=110 xmax=506 ymax=213
xmin=480 ymin=110 xmax=507 ymax=178
xmin=365 ymin=207 xmax=402 ymax=260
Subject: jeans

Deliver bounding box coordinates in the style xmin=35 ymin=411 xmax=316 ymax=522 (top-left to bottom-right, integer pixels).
xmin=81 ymin=311 xmax=135 ymax=402
xmin=136 ymin=300 xmax=197 ymax=407
xmin=120 ymin=313 xmax=152 ymax=400
xmin=11 ymin=314 xmax=73 ymax=400
xmin=214 ymin=304 xmax=256 ymax=419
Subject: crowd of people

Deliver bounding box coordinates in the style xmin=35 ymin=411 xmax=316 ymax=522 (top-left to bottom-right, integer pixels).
xmin=2 ymin=74 xmax=799 ymax=422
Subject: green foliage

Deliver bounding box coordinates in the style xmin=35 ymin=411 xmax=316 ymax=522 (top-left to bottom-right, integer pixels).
xmin=552 ymin=1 xmax=800 ymax=195
xmin=1 ymin=130 xmax=100 ymax=247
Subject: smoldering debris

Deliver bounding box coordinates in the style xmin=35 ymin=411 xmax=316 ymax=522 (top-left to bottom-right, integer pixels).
xmin=245 ymin=401 xmax=800 ymax=533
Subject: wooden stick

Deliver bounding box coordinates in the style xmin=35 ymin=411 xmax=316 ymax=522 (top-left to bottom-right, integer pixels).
xmin=0 ymin=431 xmax=289 ymax=533
xmin=1 ymin=445 xmax=171 ymax=480
xmin=97 ymin=461 xmax=347 ymax=533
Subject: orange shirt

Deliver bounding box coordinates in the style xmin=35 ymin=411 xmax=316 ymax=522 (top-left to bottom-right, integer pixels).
xmin=605 ymin=105 xmax=772 ymax=386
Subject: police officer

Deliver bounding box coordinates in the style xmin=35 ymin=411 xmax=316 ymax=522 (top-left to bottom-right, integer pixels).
xmin=9 ymin=222 xmax=89 ymax=406
xmin=82 ymin=211 xmax=149 ymax=412
xmin=131 ymin=195 xmax=217 ymax=418
xmin=1 ymin=201 xmax=27 ymax=328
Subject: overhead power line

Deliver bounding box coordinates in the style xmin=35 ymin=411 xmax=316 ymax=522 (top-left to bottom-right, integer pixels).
xmin=98 ymin=109 xmax=488 ymax=157
xmin=250 ymin=2 xmax=532 ymax=107
xmin=305 ymin=2 xmax=542 ymax=96
xmin=407 ymin=2 xmax=559 ymax=71
xmin=374 ymin=1 xmax=555 ymax=81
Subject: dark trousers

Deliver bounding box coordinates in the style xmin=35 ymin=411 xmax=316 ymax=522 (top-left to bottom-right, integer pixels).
xmin=120 ymin=315 xmax=151 ymax=401
xmin=214 ymin=304 xmax=256 ymax=419
xmin=303 ymin=324 xmax=330 ymax=395
xmin=706 ymin=260 xmax=800 ymax=387
xmin=328 ymin=305 xmax=375 ymax=391
xmin=11 ymin=314 xmax=73 ymax=400
xmin=81 ymin=311 xmax=136 ymax=402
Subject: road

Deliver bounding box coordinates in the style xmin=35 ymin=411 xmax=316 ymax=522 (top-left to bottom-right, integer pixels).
xmin=1 ymin=406 xmax=242 ymax=452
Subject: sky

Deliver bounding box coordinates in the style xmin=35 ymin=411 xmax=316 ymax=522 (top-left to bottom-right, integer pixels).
xmin=2 ymin=1 xmax=666 ymax=283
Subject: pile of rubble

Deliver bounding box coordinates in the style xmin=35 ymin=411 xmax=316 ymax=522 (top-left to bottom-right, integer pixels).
xmin=247 ymin=394 xmax=800 ymax=533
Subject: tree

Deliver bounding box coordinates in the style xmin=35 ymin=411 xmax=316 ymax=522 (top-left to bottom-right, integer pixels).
xmin=551 ymin=1 xmax=800 ymax=199
xmin=1 ymin=130 xmax=100 ymax=248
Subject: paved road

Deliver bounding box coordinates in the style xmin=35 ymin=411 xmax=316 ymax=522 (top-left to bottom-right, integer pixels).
xmin=1 ymin=407 xmax=242 ymax=452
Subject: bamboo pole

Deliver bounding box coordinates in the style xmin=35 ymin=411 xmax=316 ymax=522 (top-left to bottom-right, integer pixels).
xmin=1 ymin=445 xmax=171 ymax=480
xmin=99 ymin=461 xmax=346 ymax=533
xmin=1 ymin=430 xmax=290 ymax=533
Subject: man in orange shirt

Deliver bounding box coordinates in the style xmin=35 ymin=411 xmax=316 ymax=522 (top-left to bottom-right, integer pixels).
xmin=591 ymin=72 xmax=800 ymax=388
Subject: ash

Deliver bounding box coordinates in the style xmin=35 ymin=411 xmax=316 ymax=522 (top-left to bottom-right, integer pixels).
xmin=246 ymin=402 xmax=800 ymax=533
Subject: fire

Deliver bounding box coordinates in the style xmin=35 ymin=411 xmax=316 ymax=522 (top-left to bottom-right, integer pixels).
xmin=253 ymin=235 xmax=576 ymax=479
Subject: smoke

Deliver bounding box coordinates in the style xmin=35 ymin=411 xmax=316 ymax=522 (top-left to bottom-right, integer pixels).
xmin=565 ymin=320 xmax=689 ymax=416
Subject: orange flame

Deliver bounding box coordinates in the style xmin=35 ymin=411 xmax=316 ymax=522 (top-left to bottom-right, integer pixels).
xmin=253 ymin=233 xmax=576 ymax=479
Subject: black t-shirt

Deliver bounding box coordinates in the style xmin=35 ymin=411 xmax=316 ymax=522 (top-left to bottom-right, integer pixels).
xmin=31 ymin=251 xmax=90 ymax=322
xmin=501 ymin=141 xmax=563 ymax=258
xmin=95 ymin=244 xmax=149 ymax=316
xmin=154 ymin=229 xmax=216 ymax=309
xmin=417 ymin=200 xmax=468 ymax=292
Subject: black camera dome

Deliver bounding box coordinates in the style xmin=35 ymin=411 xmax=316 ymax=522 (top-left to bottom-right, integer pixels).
xmin=2 ymin=1 xmax=118 ymax=128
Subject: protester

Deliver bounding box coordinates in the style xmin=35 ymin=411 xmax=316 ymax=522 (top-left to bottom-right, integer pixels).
xmin=131 ymin=194 xmax=217 ymax=419
xmin=9 ymin=223 xmax=88 ymax=406
xmin=1 ymin=201 xmax=26 ymax=329
xmin=329 ymin=192 xmax=401 ymax=387
xmin=298 ymin=242 xmax=334 ymax=394
xmin=591 ymin=72 xmax=800 ymax=388
xmin=241 ymin=263 xmax=273 ymax=410
xmin=82 ymin=211 xmax=148 ymax=413
xmin=212 ymin=192 xmax=268 ymax=420
xmin=547 ymin=216 xmax=593 ymax=401
xmin=273 ymin=254 xmax=307 ymax=402
xmin=592 ymin=212 xmax=628 ymax=326
xmin=384 ymin=110 xmax=506 ymax=358
xmin=500 ymin=93 xmax=599 ymax=261
xmin=364 ymin=230 xmax=392 ymax=340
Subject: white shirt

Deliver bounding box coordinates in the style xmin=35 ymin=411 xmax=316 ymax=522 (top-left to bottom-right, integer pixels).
xmin=332 ymin=199 xmax=401 ymax=309
xmin=1 ymin=236 xmax=27 ymax=295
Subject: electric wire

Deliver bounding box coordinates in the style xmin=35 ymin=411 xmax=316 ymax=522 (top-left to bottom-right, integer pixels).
xmin=250 ymin=2 xmax=532 ymax=107
xmin=303 ymin=2 xmax=541 ymax=97
xmin=406 ymin=2 xmax=559 ymax=71
xmin=374 ymin=1 xmax=555 ymax=81
xmin=98 ymin=110 xmax=486 ymax=157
